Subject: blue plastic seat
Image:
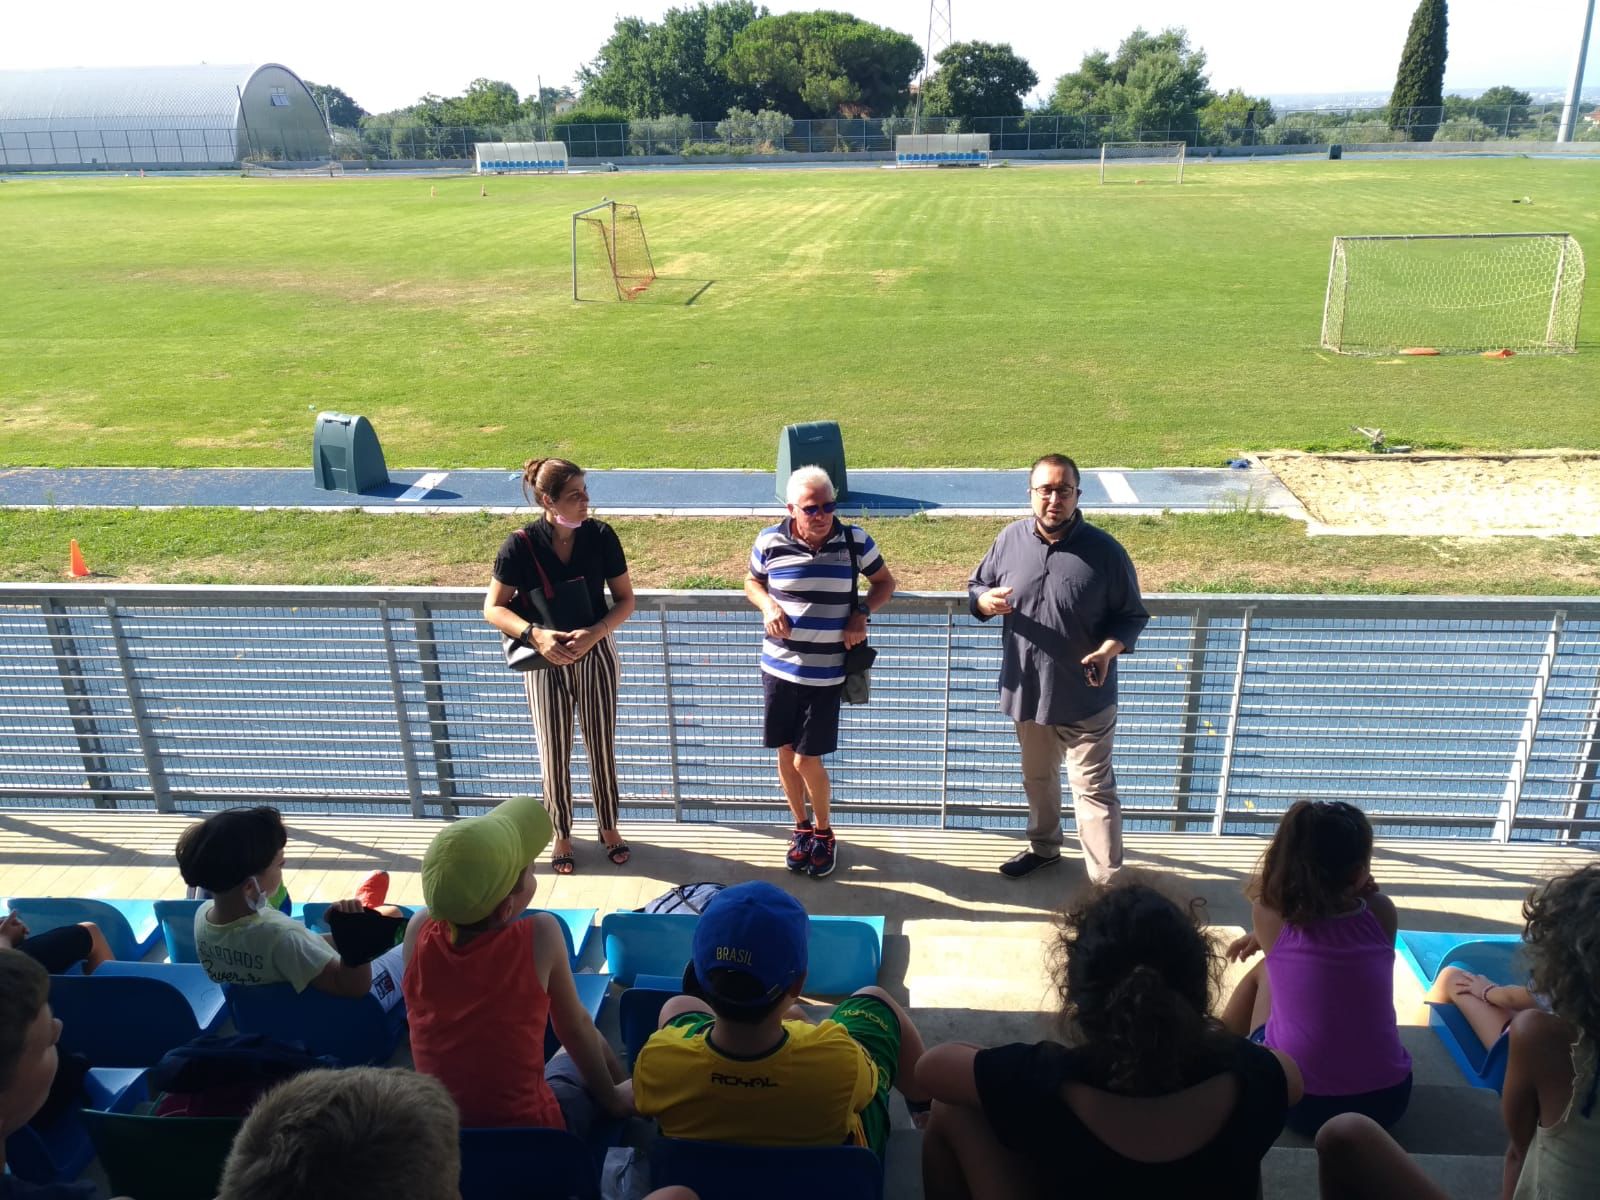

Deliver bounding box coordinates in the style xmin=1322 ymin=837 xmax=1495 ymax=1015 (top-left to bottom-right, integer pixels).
xmin=4 ymin=1067 xmax=146 ymax=1185
xmin=619 ymin=986 xmax=677 ymax=1066
xmin=154 ymin=898 xmax=204 ymax=963
xmin=81 ymin=1109 xmax=244 ymax=1200
xmin=50 ymin=963 xmax=227 ymax=1067
xmin=601 ymin=912 xmax=883 ymax=992
xmin=1396 ymin=930 xmax=1526 ymax=1093
xmin=650 ymin=1137 xmax=883 ymax=1200
xmin=545 ymin=972 xmax=611 ymax=1062
xmin=227 ymin=981 xmax=406 ymax=1066
xmin=459 ymin=1127 xmax=601 ymax=1200
xmin=4 ymin=897 xmax=160 ymax=961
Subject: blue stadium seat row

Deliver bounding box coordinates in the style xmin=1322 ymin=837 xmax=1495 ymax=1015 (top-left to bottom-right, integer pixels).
xmin=485 ymin=160 xmax=564 ymax=170
xmin=1396 ymin=929 xmax=1525 ymax=1093
xmin=897 ymin=151 xmax=986 ymax=163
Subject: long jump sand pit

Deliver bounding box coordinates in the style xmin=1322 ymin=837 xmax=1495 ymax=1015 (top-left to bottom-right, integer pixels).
xmin=1266 ymin=452 xmax=1600 ymax=537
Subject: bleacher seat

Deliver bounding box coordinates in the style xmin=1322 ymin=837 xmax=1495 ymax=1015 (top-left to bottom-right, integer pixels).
xmin=649 ymin=1137 xmax=883 ymax=1200
xmin=1397 ymin=930 xmax=1526 ymax=1093
xmin=82 ymin=1110 xmax=243 ymax=1200
xmin=3 ymin=1067 xmax=145 ymax=1185
xmin=227 ymin=981 xmax=406 ymax=1066
xmin=458 ymin=1127 xmax=601 ymax=1200
xmin=3 ymin=897 xmax=160 ymax=961
xmin=154 ymin=897 xmax=204 ymax=963
xmin=545 ymin=972 xmax=611 ymax=1062
xmin=601 ymin=911 xmax=883 ymax=992
xmin=50 ymin=963 xmax=227 ymax=1067
xmin=619 ymin=986 xmax=677 ymax=1066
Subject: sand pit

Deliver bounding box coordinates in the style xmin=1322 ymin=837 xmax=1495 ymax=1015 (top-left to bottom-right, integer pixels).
xmin=1265 ymin=453 xmax=1600 ymax=537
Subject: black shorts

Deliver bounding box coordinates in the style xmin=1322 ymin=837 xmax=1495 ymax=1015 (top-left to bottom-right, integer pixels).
xmin=763 ymin=672 xmax=844 ymax=757
xmin=17 ymin=924 xmax=94 ymax=974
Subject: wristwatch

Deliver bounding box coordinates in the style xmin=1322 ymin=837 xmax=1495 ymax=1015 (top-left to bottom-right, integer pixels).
xmin=854 ymin=600 xmax=871 ymax=617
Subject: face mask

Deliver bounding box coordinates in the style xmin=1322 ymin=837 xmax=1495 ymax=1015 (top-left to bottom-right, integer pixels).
xmin=244 ymin=877 xmax=268 ymax=915
xmin=552 ymin=512 xmax=583 ymax=529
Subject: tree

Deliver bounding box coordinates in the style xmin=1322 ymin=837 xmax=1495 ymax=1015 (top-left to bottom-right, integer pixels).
xmin=724 ymin=11 xmax=923 ymax=117
xmin=1388 ymin=0 xmax=1449 ymax=140
xmin=447 ymin=79 xmax=524 ymax=127
xmin=302 ymin=82 xmax=367 ymax=128
xmin=1199 ymin=88 xmax=1275 ymax=145
xmin=1475 ymin=85 xmax=1531 ymax=108
xmin=919 ymin=41 xmax=1037 ymax=124
xmin=1047 ymin=27 xmax=1212 ymax=144
xmin=579 ymin=2 xmax=766 ymax=119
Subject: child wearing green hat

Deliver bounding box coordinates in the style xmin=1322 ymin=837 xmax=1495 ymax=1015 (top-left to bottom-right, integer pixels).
xmin=402 ymin=795 xmax=632 ymax=1131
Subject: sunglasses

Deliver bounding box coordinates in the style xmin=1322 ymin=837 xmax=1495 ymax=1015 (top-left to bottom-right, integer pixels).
xmin=795 ymin=502 xmax=838 ymax=516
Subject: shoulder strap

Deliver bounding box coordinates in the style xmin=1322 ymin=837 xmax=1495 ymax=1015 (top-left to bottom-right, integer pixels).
xmin=514 ymin=527 xmax=556 ymax=599
xmin=843 ymin=523 xmax=861 ymax=601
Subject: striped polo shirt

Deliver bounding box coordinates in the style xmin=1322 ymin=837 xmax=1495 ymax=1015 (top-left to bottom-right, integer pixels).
xmin=749 ymin=519 xmax=884 ymax=687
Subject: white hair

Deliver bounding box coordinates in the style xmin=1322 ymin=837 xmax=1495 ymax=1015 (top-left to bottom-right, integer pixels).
xmin=785 ymin=466 xmax=836 ymax=505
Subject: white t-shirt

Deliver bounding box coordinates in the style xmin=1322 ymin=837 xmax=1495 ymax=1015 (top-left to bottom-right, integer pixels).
xmin=194 ymin=901 xmax=339 ymax=991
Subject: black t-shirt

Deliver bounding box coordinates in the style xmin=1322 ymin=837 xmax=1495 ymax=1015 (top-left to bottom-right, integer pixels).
xmin=973 ymin=1037 xmax=1287 ymax=1199
xmin=0 ymin=1176 xmax=99 ymax=1200
xmin=492 ymin=518 xmax=628 ymax=622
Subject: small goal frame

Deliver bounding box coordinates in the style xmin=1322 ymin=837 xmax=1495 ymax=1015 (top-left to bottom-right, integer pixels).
xmin=1319 ymin=231 xmax=1586 ymax=356
xmin=1098 ymin=141 xmax=1186 ymax=184
xmin=571 ymin=199 xmax=657 ymax=301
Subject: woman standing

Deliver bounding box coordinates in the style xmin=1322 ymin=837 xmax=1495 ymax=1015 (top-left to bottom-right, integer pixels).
xmin=484 ymin=458 xmax=635 ymax=874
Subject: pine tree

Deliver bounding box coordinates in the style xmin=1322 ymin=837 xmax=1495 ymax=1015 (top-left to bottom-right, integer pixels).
xmin=1388 ymin=0 xmax=1449 ymax=140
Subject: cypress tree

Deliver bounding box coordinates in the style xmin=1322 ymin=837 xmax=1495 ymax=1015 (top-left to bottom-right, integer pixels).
xmin=1389 ymin=0 xmax=1449 ymax=140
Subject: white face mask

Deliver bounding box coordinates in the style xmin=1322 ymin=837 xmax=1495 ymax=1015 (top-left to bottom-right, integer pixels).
xmin=244 ymin=876 xmax=268 ymax=915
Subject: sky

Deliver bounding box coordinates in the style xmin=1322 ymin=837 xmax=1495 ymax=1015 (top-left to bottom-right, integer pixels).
xmin=3 ymin=0 xmax=1597 ymax=113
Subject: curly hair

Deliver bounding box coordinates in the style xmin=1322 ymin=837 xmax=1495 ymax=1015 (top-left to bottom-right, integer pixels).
xmin=1248 ymin=800 xmax=1373 ymax=925
xmin=1522 ymin=863 xmax=1600 ymax=1043
xmin=1050 ymin=875 xmax=1229 ymax=1094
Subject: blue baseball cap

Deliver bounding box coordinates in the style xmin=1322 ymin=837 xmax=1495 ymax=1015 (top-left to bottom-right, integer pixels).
xmin=687 ymin=882 xmax=809 ymax=1008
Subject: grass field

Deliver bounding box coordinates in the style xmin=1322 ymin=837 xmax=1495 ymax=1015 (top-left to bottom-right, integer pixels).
xmin=2 ymin=157 xmax=1598 ymax=471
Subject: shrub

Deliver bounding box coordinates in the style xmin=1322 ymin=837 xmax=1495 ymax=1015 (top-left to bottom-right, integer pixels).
xmin=552 ymin=107 xmax=630 ymax=158
xmin=628 ymin=115 xmax=694 ymax=156
xmin=1432 ymin=117 xmax=1495 ymax=142
xmin=715 ymin=108 xmax=795 ymax=152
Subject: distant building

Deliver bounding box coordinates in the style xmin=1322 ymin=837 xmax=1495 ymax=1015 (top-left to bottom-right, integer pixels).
xmin=0 ymin=63 xmax=332 ymax=168
xmin=554 ymin=97 xmax=578 ymax=115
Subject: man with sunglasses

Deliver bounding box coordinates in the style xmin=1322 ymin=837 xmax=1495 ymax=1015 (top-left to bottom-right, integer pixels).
xmin=968 ymin=454 xmax=1149 ymax=883
xmin=745 ymin=466 xmax=897 ymax=878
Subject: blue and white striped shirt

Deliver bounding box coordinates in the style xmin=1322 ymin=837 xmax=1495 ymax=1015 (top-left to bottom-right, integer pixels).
xmin=749 ymin=520 xmax=885 ymax=687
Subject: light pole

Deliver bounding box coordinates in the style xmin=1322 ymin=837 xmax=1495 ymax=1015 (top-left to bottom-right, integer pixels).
xmin=1556 ymin=0 xmax=1596 ymax=143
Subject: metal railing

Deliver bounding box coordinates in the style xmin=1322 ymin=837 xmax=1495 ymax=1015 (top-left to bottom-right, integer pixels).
xmin=1 ymin=586 xmax=1597 ymax=844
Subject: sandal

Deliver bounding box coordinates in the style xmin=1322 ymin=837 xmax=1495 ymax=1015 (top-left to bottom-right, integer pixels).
xmin=600 ymin=838 xmax=631 ymax=866
xmin=550 ymin=854 xmax=576 ymax=876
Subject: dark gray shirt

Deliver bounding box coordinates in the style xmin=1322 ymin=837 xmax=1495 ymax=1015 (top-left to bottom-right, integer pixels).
xmin=967 ymin=514 xmax=1150 ymax=726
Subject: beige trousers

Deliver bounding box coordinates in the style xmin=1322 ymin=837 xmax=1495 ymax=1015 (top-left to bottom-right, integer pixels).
xmin=1014 ymin=704 xmax=1122 ymax=883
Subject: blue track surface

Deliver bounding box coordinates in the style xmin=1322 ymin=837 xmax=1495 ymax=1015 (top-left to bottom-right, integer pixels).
xmin=0 ymin=466 xmax=1297 ymax=517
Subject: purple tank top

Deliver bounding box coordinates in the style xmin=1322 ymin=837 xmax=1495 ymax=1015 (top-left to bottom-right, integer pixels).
xmin=1263 ymin=901 xmax=1412 ymax=1096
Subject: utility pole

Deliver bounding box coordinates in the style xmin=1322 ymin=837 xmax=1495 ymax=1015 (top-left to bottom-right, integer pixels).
xmin=1557 ymin=0 xmax=1596 ymax=143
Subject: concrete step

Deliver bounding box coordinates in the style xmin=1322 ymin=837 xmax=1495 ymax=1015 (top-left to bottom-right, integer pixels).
xmin=1263 ymin=1145 xmax=1501 ymax=1199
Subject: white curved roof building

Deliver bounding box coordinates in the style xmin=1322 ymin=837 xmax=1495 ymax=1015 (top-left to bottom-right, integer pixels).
xmin=0 ymin=63 xmax=331 ymax=167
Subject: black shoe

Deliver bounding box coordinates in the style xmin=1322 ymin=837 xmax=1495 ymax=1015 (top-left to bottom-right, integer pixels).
xmin=999 ymin=850 xmax=1061 ymax=879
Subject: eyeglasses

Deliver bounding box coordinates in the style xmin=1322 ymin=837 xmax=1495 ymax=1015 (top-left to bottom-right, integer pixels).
xmin=796 ymin=501 xmax=838 ymax=516
xmin=1030 ymin=485 xmax=1080 ymax=499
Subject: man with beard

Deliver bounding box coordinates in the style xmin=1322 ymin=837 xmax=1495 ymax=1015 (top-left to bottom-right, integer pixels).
xmin=968 ymin=454 xmax=1149 ymax=883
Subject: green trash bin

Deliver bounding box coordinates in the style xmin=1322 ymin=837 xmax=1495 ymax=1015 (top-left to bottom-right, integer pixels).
xmin=775 ymin=421 xmax=848 ymax=502
xmin=312 ymin=412 xmax=389 ymax=494
xmin=1328 ymin=144 xmax=1343 ymax=160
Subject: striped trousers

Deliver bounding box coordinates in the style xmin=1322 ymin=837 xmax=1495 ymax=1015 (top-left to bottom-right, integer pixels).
xmin=522 ymin=634 xmax=622 ymax=839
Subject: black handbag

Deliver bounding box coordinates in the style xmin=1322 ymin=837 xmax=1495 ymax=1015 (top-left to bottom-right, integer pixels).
xmin=841 ymin=525 xmax=875 ymax=705
xmin=501 ymin=528 xmax=598 ymax=672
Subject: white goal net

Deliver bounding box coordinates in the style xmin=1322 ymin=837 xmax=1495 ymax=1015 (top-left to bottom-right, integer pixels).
xmin=895 ymin=133 xmax=990 ymax=167
xmin=1099 ymin=141 xmax=1185 ymax=184
xmin=475 ymin=141 xmax=568 ymax=174
xmin=241 ymin=161 xmax=344 ymax=177
xmin=1320 ymin=233 xmax=1586 ymax=356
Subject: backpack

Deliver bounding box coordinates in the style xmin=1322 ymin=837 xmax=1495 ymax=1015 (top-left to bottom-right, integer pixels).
xmin=149 ymin=1034 xmax=340 ymax=1117
xmin=636 ymin=882 xmax=725 ymax=915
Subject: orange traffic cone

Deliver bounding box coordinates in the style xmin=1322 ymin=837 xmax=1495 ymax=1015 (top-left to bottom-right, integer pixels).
xmin=68 ymin=539 xmax=90 ymax=578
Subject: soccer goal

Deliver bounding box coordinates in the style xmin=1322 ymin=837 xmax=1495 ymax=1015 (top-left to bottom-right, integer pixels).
xmin=241 ymin=161 xmax=344 ymax=177
xmin=1099 ymin=141 xmax=1185 ymax=184
xmin=894 ymin=133 xmax=990 ymax=167
xmin=474 ymin=141 xmax=568 ymax=174
xmin=1320 ymin=233 xmax=1586 ymax=356
xmin=572 ymin=200 xmax=656 ymax=301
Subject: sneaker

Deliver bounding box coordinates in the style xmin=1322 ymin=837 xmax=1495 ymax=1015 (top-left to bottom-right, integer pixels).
xmin=786 ymin=820 xmax=815 ymax=872
xmin=354 ymin=869 xmax=391 ymax=908
xmin=808 ymin=829 xmax=838 ymax=878
xmin=999 ymin=850 xmax=1060 ymax=880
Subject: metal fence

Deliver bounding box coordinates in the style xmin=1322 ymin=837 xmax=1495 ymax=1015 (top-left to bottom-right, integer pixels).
xmin=9 ymin=103 xmax=1597 ymax=168
xmin=1 ymin=586 xmax=1597 ymax=844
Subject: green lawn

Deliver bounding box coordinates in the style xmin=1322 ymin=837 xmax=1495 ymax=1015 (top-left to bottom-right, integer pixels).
xmin=2 ymin=158 xmax=1597 ymax=470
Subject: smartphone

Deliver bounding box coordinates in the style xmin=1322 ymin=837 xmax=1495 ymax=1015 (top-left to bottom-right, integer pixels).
xmin=1083 ymin=662 xmax=1102 ymax=686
